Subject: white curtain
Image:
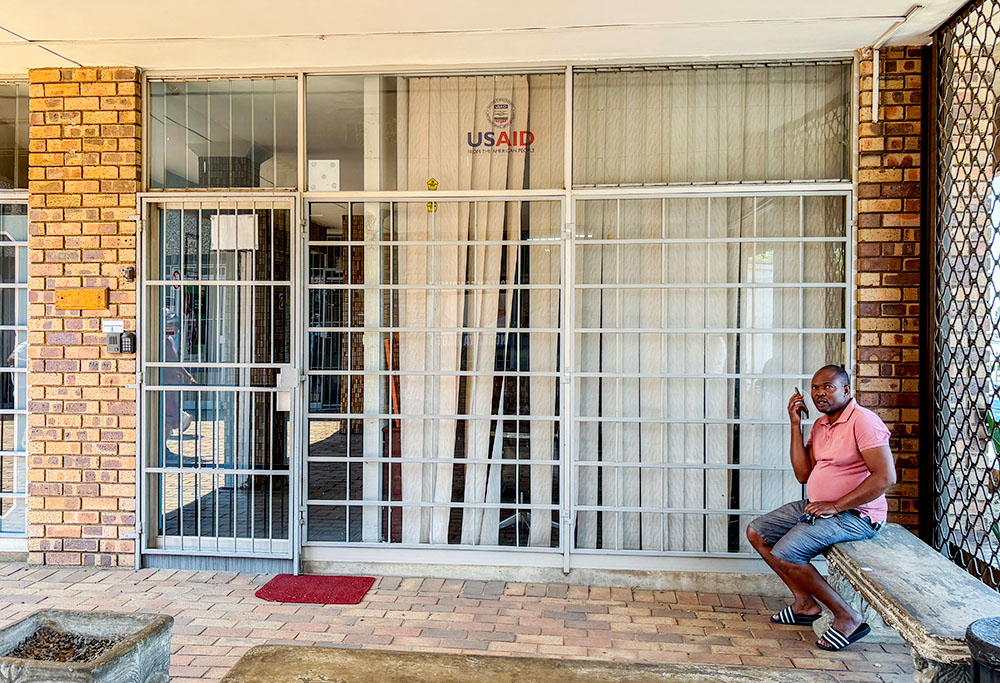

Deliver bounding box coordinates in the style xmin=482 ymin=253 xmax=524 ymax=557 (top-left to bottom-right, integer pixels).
xmin=396 ymin=75 xmax=561 ymax=547
xmin=573 ymin=63 xmax=849 ymax=552
xmin=460 ymin=76 xmax=527 ymax=546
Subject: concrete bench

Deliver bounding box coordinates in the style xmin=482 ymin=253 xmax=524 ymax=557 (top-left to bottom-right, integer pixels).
xmin=822 ymin=523 xmax=1000 ymax=682
xmin=221 ymin=644 xmax=837 ymax=682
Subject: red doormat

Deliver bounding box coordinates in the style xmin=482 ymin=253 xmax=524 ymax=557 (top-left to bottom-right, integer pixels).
xmin=255 ymin=574 xmax=376 ymax=605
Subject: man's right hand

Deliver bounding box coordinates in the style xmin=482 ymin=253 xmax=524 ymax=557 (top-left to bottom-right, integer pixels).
xmin=788 ymin=391 xmax=807 ymax=426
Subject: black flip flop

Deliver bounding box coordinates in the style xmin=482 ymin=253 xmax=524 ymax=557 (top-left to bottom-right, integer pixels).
xmin=770 ymin=605 xmax=822 ymax=626
xmin=816 ymin=623 xmax=871 ymax=651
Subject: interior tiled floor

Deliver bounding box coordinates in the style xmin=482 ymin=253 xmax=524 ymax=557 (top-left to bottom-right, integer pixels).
xmin=0 ymin=564 xmax=915 ymax=681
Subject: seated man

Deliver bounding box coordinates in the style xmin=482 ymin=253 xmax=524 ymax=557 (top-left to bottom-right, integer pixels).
xmin=747 ymin=365 xmax=896 ymax=651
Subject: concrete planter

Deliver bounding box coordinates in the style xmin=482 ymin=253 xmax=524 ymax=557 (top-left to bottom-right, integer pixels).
xmin=0 ymin=610 xmax=172 ymax=682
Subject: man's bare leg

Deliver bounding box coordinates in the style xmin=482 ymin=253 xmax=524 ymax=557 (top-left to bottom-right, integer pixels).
xmin=777 ymin=559 xmax=863 ymax=646
xmin=747 ymin=528 xmax=821 ymax=616
xmin=747 ymin=527 xmax=863 ymax=646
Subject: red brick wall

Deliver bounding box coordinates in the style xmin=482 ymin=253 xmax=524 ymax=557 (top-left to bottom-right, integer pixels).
xmin=855 ymin=47 xmax=922 ymax=529
xmin=26 ymin=67 xmax=140 ymax=567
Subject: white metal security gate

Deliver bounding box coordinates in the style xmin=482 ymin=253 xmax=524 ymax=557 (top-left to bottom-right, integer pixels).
xmin=298 ymin=187 xmax=851 ymax=570
xmin=140 ymin=197 xmax=299 ymax=567
xmin=569 ymin=190 xmax=851 ymax=561
xmin=302 ymin=197 xmax=566 ymax=563
xmin=136 ymin=190 xmax=849 ymax=572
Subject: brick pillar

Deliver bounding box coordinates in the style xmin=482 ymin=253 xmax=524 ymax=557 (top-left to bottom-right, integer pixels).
xmin=26 ymin=67 xmax=140 ymax=567
xmin=855 ymin=47 xmax=922 ymax=529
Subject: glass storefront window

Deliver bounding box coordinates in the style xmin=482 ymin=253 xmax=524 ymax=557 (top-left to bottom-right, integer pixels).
xmin=304 ymin=199 xmax=562 ymax=546
xmin=148 ymin=79 xmax=298 ymax=190
xmin=306 ymin=74 xmax=565 ymax=191
xmin=573 ymin=63 xmax=851 ymax=186
xmin=306 ymin=76 xmax=395 ymax=192
xmin=137 ymin=62 xmax=856 ymax=561
xmin=0 ymin=84 xmax=29 ymax=190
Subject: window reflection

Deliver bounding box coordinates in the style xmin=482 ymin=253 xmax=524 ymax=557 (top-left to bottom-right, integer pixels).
xmin=305 ymin=74 xmax=565 ymax=191
xmin=148 ymin=79 xmax=297 ymax=189
xmin=0 ymin=84 xmax=28 ymax=190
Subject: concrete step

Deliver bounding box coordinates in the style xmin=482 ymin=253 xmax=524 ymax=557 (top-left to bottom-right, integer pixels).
xmin=221 ymin=644 xmax=838 ymax=682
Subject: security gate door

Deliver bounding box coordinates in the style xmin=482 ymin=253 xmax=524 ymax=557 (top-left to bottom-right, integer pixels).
xmin=141 ymin=199 xmax=297 ymax=561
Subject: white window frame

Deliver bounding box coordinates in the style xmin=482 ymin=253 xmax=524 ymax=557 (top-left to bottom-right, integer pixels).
xmin=0 ymin=189 xmax=29 ymax=550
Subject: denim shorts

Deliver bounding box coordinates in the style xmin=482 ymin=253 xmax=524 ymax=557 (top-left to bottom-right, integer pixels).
xmin=748 ymin=499 xmax=879 ymax=565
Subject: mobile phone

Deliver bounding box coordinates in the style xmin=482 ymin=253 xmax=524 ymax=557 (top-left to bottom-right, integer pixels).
xmin=793 ymin=387 xmax=810 ymax=419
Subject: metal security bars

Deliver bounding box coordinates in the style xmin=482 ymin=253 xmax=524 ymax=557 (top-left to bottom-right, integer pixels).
xmin=141 ymin=199 xmax=295 ymax=557
xmin=147 ymin=79 xmax=298 ymax=190
xmin=932 ymin=0 xmax=1000 ymax=588
xmin=304 ymin=199 xmax=564 ymax=551
xmin=0 ymin=203 xmax=27 ymax=537
xmin=571 ymin=192 xmax=850 ymax=556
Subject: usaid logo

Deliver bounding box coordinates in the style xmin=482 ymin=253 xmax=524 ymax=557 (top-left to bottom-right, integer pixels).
xmin=487 ymin=98 xmax=514 ymax=128
xmin=467 ymin=97 xmax=535 ymax=152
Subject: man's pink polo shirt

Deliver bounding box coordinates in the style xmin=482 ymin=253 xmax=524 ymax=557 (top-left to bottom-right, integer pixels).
xmin=805 ymin=398 xmax=891 ymax=523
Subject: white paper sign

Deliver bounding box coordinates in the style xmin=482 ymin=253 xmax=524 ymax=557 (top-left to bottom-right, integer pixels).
xmin=308 ymin=160 xmax=340 ymax=191
xmin=276 ymin=391 xmax=291 ymax=412
xmin=102 ymin=320 xmax=124 ymax=334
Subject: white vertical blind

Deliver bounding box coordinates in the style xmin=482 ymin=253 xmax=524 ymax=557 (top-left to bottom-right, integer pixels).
xmin=570 ymin=63 xmax=849 ymax=553
xmin=573 ymin=193 xmax=847 ymax=553
xmin=527 ymin=75 xmax=564 ymax=547
xmin=573 ymin=63 xmax=850 ymax=186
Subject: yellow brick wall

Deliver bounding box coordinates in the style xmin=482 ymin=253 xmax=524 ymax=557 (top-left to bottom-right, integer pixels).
xmin=26 ymin=67 xmax=140 ymax=567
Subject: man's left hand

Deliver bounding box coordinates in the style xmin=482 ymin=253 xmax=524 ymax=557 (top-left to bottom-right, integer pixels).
xmin=804 ymin=500 xmax=840 ymax=517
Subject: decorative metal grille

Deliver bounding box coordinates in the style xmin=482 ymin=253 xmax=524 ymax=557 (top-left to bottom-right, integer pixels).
xmin=933 ymin=0 xmax=1000 ymax=588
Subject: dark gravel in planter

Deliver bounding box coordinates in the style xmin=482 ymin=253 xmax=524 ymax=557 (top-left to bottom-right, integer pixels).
xmin=5 ymin=626 xmax=118 ymax=663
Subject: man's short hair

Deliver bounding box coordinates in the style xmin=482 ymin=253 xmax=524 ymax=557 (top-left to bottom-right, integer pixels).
xmin=816 ymin=364 xmax=850 ymax=387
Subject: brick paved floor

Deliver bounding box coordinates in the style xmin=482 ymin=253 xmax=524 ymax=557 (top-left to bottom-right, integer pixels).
xmin=0 ymin=563 xmax=915 ymax=681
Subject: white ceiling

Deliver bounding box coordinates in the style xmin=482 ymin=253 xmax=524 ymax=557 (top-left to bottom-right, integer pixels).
xmin=0 ymin=1 xmax=967 ymax=75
